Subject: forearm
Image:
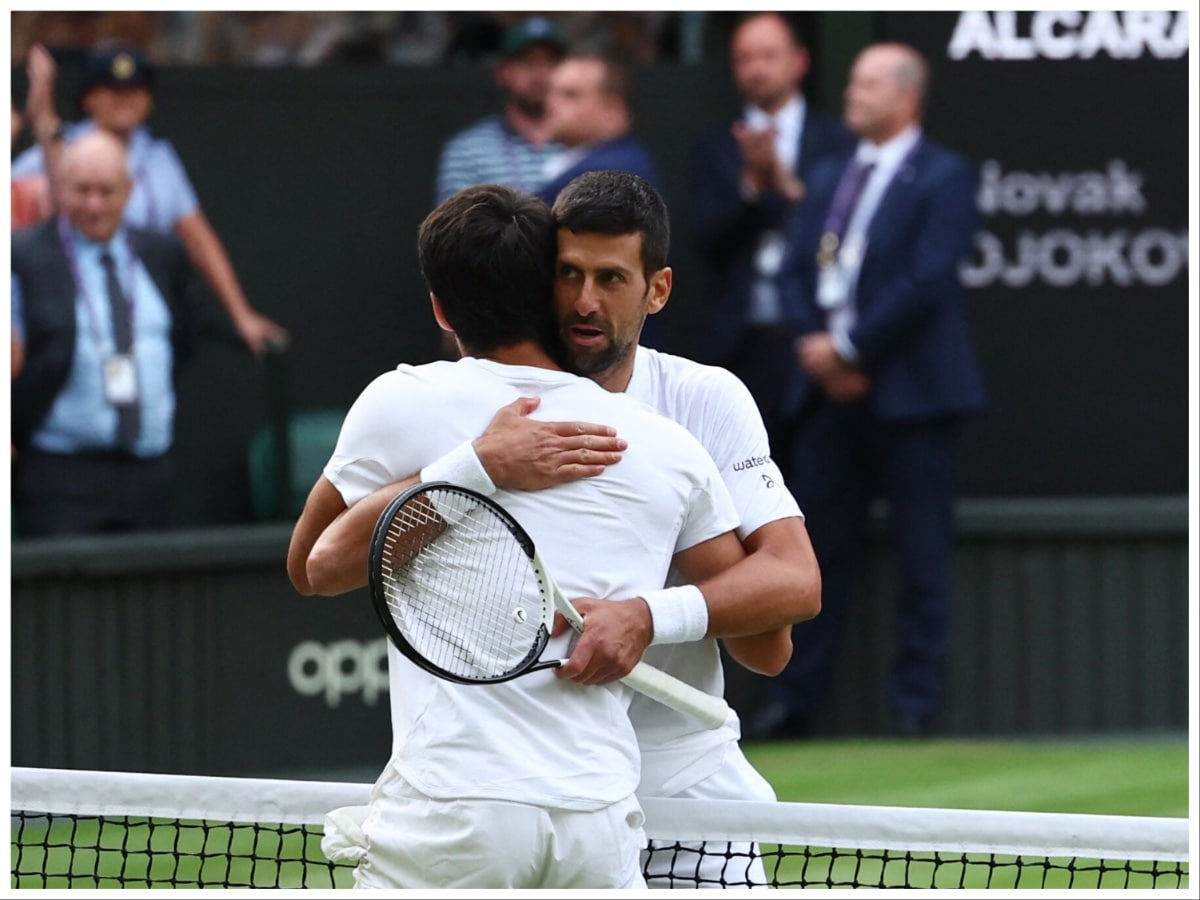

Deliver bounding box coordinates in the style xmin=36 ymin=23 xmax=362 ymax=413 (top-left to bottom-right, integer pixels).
xmin=175 ymin=211 xmax=254 ymax=321
xmin=287 ymin=477 xmax=349 ymax=596
xmin=306 ymin=475 xmax=421 ymax=596
xmin=723 ymin=627 xmax=793 ymax=677
xmin=699 ymin=517 xmax=821 ymax=638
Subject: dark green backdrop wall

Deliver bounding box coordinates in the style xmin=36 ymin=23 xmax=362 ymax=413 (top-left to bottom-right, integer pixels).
xmin=11 ymin=11 xmax=1188 ymax=529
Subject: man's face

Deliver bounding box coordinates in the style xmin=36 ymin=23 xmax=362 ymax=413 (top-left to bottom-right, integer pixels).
xmin=554 ymin=228 xmax=669 ymax=387
xmin=496 ymin=45 xmax=562 ymax=118
xmin=82 ymin=85 xmax=153 ymax=137
xmin=544 ymin=58 xmax=608 ymax=148
xmin=731 ymin=15 xmax=808 ymax=112
xmin=843 ymin=47 xmax=908 ymax=142
xmin=60 ymin=148 xmax=132 ymax=242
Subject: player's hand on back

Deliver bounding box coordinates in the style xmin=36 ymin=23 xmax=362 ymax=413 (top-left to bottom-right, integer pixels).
xmin=553 ymin=597 xmax=653 ymax=685
xmin=474 ymin=397 xmax=627 ymax=490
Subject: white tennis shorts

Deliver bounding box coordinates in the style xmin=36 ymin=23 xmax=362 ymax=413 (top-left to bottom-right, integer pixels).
xmin=352 ymin=771 xmax=647 ymax=889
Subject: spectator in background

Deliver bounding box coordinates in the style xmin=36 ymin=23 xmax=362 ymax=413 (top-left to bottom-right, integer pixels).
xmin=434 ymin=16 xmax=567 ymax=203
xmin=536 ymin=54 xmax=662 ymax=205
xmin=689 ymin=12 xmax=854 ymax=484
xmin=13 ymin=42 xmax=289 ymax=356
xmin=758 ymin=43 xmax=987 ymax=739
xmin=11 ymin=130 xmax=203 ymax=537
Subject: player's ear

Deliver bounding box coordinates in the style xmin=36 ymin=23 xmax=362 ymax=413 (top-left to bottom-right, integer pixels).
xmin=429 ymin=293 xmax=453 ymax=332
xmin=646 ymin=266 xmax=672 ymax=316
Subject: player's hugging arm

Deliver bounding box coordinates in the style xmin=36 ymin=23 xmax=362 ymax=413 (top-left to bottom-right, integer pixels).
xmin=722 ymin=627 xmax=793 ymax=677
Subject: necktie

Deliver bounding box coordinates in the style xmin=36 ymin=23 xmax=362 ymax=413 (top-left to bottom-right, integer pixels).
xmin=819 ymin=158 xmax=876 ymax=265
xmin=100 ymin=250 xmax=141 ymax=448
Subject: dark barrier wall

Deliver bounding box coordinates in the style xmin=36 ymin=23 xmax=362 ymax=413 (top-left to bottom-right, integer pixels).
xmin=10 ymin=11 xmax=1188 ymax=529
xmin=10 ymin=498 xmax=1188 ymax=778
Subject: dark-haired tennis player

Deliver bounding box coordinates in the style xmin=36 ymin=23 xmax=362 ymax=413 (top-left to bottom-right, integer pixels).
xmin=288 ymin=184 xmax=776 ymax=889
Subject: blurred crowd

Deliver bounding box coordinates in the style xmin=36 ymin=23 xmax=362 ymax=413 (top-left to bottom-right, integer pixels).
xmin=10 ymin=11 xmax=712 ymax=68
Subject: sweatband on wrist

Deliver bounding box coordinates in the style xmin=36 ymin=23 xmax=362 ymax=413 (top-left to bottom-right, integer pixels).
xmin=643 ymin=584 xmax=709 ymax=646
xmin=419 ymin=440 xmax=496 ymax=496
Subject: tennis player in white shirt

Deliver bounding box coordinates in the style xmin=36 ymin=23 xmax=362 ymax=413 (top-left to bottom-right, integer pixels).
xmin=289 ymin=183 xmax=778 ymax=889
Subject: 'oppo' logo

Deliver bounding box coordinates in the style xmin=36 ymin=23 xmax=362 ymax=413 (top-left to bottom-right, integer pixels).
xmin=287 ymin=637 xmax=390 ymax=707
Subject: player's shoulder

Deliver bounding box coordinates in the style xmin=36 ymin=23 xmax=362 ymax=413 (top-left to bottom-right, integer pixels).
xmin=636 ymin=346 xmax=755 ymax=404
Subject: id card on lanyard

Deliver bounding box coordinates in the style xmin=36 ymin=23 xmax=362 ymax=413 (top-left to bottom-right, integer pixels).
xmin=104 ymin=355 xmax=139 ymax=405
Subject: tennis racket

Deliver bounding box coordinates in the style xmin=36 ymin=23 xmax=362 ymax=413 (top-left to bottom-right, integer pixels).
xmin=368 ymin=481 xmax=733 ymax=730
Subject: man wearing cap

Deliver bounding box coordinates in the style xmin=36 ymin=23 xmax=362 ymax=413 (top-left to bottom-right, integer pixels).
xmin=434 ymin=16 xmax=568 ymax=203
xmin=15 ymin=42 xmax=288 ymax=356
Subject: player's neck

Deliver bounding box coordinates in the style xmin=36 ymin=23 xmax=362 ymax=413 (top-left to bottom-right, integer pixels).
xmin=590 ymin=355 xmax=635 ymax=393
xmin=482 ymin=341 xmax=561 ymax=371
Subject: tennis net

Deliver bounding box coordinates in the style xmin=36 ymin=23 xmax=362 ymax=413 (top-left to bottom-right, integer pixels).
xmin=10 ymin=766 xmax=1189 ymax=889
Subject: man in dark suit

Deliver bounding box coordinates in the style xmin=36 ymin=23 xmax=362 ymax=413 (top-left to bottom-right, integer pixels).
xmin=754 ymin=42 xmax=987 ymax=739
xmin=689 ymin=12 xmax=854 ymax=479
xmin=11 ymin=129 xmax=199 ymax=538
xmin=536 ymin=53 xmax=662 ymax=204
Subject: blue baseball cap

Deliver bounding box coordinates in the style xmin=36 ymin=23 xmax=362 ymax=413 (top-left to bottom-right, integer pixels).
xmin=500 ymin=16 xmax=567 ymax=60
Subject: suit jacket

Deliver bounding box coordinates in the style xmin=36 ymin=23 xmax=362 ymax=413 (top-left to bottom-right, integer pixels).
xmin=779 ymin=137 xmax=987 ymax=423
xmin=536 ymin=135 xmax=663 ymax=204
xmin=11 ymin=218 xmax=200 ymax=449
xmin=689 ymin=106 xmax=855 ymax=364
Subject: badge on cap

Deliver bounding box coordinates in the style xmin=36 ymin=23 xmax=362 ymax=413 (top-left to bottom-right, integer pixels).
xmin=112 ymin=53 xmax=136 ymax=81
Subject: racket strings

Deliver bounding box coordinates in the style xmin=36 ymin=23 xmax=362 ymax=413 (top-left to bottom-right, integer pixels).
xmin=381 ymin=488 xmax=546 ymax=679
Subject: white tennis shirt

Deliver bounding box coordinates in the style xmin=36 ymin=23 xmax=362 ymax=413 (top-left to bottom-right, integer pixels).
xmin=625 ymin=347 xmax=803 ymax=796
xmin=325 ymin=357 xmax=738 ymax=811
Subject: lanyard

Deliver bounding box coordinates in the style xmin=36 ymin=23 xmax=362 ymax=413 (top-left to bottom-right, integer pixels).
xmin=819 ymin=139 xmax=922 ymax=268
xmin=56 ymin=216 xmax=138 ymax=355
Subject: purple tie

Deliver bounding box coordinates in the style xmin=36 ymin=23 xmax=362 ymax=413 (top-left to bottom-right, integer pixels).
xmin=824 ymin=158 xmax=876 ymax=242
xmin=818 ymin=158 xmax=876 ymax=265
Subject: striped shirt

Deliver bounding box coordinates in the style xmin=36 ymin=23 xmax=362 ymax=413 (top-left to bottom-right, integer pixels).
xmin=434 ymin=115 xmax=563 ymax=203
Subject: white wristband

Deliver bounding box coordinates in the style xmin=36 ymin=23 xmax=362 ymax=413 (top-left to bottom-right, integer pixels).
xmin=419 ymin=440 xmax=496 ymax=496
xmin=642 ymin=584 xmax=709 ymax=646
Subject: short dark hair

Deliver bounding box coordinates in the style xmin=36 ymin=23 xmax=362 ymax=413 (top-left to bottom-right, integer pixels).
xmin=417 ymin=184 xmax=557 ymax=354
xmin=550 ymin=170 xmax=670 ymax=280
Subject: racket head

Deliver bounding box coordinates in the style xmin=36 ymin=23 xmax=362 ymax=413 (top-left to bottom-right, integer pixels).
xmin=368 ymin=481 xmax=556 ymax=685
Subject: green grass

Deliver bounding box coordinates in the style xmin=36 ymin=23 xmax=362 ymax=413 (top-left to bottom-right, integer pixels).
xmin=12 ymin=738 xmax=1191 ymax=889
xmin=739 ymin=737 xmax=1190 ymax=889
xmin=744 ymin=737 xmax=1190 ymax=817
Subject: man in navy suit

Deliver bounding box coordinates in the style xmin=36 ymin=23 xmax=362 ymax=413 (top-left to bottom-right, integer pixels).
xmin=536 ymin=54 xmax=662 ymax=205
xmin=689 ymin=12 xmax=854 ymax=481
xmin=755 ymin=42 xmax=987 ymax=739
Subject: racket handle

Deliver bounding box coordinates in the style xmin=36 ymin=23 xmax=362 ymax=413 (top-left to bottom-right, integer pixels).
xmin=621 ymin=662 xmax=733 ymax=731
